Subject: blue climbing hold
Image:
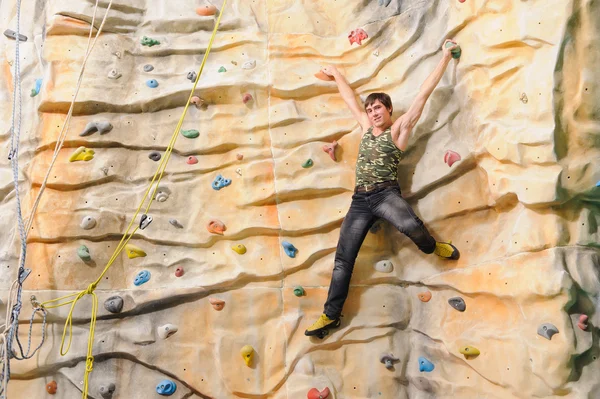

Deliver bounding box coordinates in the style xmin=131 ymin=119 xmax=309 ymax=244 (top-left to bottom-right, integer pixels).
xmin=282 ymin=241 xmax=298 ymax=258
xmin=133 ymin=270 xmax=151 ymax=286
xmin=418 ymin=357 xmax=434 ymax=372
xmin=596 ymin=180 xmax=600 ymax=187
xmin=146 ymin=79 xmax=159 ymax=88
xmin=212 ymin=174 xmax=231 ymax=190
xmin=30 ymin=78 xmax=42 ymax=97
xmin=156 ymin=380 xmax=176 ymax=396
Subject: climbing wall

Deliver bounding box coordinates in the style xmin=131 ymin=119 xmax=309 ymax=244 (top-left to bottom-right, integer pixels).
xmin=1 ymin=0 xmax=599 ymax=398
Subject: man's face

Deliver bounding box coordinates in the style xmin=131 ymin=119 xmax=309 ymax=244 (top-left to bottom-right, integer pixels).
xmin=365 ymin=99 xmax=392 ymax=128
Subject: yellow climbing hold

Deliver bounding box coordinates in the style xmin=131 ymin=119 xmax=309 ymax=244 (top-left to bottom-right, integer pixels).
xmin=125 ymin=244 xmax=147 ymax=259
xmin=240 ymin=345 xmax=254 ymax=366
xmin=69 ymin=146 xmax=95 ymax=162
xmin=231 ymin=244 xmax=247 ymax=254
xmin=459 ymin=346 xmax=480 ymax=358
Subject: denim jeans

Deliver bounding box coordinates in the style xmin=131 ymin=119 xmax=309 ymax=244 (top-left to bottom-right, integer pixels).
xmin=323 ymin=183 xmax=436 ymax=319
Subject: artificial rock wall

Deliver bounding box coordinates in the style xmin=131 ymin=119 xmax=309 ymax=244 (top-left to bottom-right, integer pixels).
xmin=1 ymin=0 xmax=599 ymax=398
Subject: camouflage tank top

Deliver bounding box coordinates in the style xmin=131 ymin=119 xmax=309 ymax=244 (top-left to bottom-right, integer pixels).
xmin=355 ymin=126 xmax=404 ymax=187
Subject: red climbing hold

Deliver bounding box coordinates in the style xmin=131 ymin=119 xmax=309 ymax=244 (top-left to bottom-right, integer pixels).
xmin=348 ymin=28 xmax=368 ymax=45
xmin=175 ymin=266 xmax=184 ymax=277
xmin=242 ymin=93 xmax=253 ymax=104
xmin=207 ymin=219 xmax=226 ymax=235
xmin=46 ymin=381 xmax=58 ymax=394
xmin=187 ymin=156 xmax=198 ymax=165
xmin=444 ymin=150 xmax=461 ymax=167
xmin=578 ymin=314 xmax=588 ymax=330
xmin=307 ymin=387 xmax=330 ymax=399
xmin=236 ymin=153 xmax=244 ymax=160
xmin=322 ymin=140 xmax=338 ymax=161
xmin=458 ymin=0 xmax=466 ymax=3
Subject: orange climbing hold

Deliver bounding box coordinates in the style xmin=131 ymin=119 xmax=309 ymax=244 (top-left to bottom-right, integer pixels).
xmin=307 ymin=387 xmax=330 ymax=399
xmin=46 ymin=381 xmax=58 ymax=394
xmin=190 ymin=96 xmax=205 ymax=109
xmin=207 ymin=219 xmax=226 ymax=235
xmin=444 ymin=150 xmax=461 ymax=167
xmin=209 ymin=297 xmax=225 ymax=311
xmin=322 ymin=140 xmax=338 ymax=161
xmin=196 ymin=5 xmax=217 ymax=16
xmin=236 ymin=153 xmax=244 ymax=160
xmin=418 ymin=291 xmax=432 ymax=302
xmin=315 ymin=71 xmax=335 ymax=81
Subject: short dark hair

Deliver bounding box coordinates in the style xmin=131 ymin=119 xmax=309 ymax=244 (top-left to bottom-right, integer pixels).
xmin=364 ymin=92 xmax=392 ymax=113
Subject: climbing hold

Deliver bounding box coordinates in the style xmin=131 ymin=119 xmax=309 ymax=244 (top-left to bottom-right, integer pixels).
xmin=537 ymin=323 xmax=559 ymax=340
xmin=3 ymin=29 xmax=27 ymax=42
xmin=448 ymin=297 xmax=466 ymax=312
xmin=458 ymin=0 xmax=466 ymax=3
xmin=104 ymin=296 xmax=124 ymax=314
xmin=79 ymin=121 xmax=113 ymax=136
xmin=157 ymin=324 xmax=178 ymax=339
xmin=348 ymin=28 xmax=369 ymax=45
xmin=236 ymin=153 xmax=244 ymax=160
xmin=143 ymin=64 xmax=154 ymax=72
xmin=207 ymin=219 xmax=226 ymax=235
xmin=302 ymin=159 xmax=314 ymax=168
xmin=77 ymin=245 xmax=91 ymax=262
xmin=133 ymin=270 xmax=151 ymax=286
xmin=322 ymin=141 xmax=338 ymax=161
xmin=374 ymin=260 xmax=393 ymax=273
xmin=209 ymin=297 xmax=225 ymax=311
xmin=378 ymin=0 xmax=392 ymax=5
xmin=169 ymin=219 xmax=184 ymax=229
xmin=418 ymin=357 xmax=435 ymax=372
xmin=141 ymin=36 xmax=160 ymax=47
xmin=187 ymin=71 xmax=197 ymax=82
xmin=418 ymin=291 xmax=432 ymax=302
xmin=196 ymin=5 xmax=217 ymax=16
xmin=242 ymin=93 xmax=253 ymax=104
xmin=175 ymin=266 xmax=184 ymax=277
xmin=99 ymin=383 xmax=116 ymax=399
xmin=307 ymin=387 xmax=331 ymax=399
xmin=46 ymin=381 xmax=57 ymax=394
xmin=576 ymin=315 xmax=589 ymax=330
xmin=242 ymin=60 xmax=256 ymax=70
xmin=444 ymin=150 xmax=461 ymax=167
xmin=149 ymin=152 xmax=161 ymax=161
xmin=107 ymin=68 xmax=122 ymax=79
xmin=212 ymin=174 xmax=232 ymax=190
xmin=314 ymin=71 xmax=335 ymax=81
xmin=282 ymin=241 xmax=298 ymax=258
xmin=30 ymin=78 xmax=42 ymax=97
xmin=181 ymin=129 xmax=199 ymax=138
xmin=235 ymin=168 xmax=242 ymax=176
xmin=293 ymin=286 xmax=305 ymax=297
xmin=373 ymin=49 xmax=380 ymax=57
xmin=231 ymin=60 xmax=238 ymax=66
xmin=380 ymin=353 xmax=399 ymax=369
xmin=596 ymin=181 xmax=600 ymax=188
xmin=218 ymin=66 xmax=227 ymax=73
xmin=240 ymin=345 xmax=254 ymax=366
xmin=231 ymin=244 xmax=246 ymax=254
xmin=459 ymin=346 xmax=480 ymax=357
xmin=125 ymin=244 xmax=147 ymax=259
xmin=139 ymin=214 xmax=153 ymax=230
xmin=520 ymin=93 xmax=528 ymax=104
xmin=190 ymin=96 xmax=205 ymax=109
xmin=444 ymin=41 xmax=461 ymax=59
xmin=155 ymin=380 xmax=176 ymax=396
xmin=112 ymin=51 xmax=122 ymax=59
xmin=146 ymin=79 xmax=159 ymax=88
xmin=156 ymin=191 xmax=169 ymax=202
xmin=80 ymin=216 xmax=97 ymax=230
xmin=69 ymin=146 xmax=95 ymax=162
xmin=186 ymin=156 xmax=198 ymax=164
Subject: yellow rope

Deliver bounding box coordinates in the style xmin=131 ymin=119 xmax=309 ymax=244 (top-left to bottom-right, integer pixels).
xmin=40 ymin=2 xmax=228 ymax=397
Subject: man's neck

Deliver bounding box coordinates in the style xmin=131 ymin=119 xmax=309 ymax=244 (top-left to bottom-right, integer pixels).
xmin=372 ymin=121 xmax=393 ymax=135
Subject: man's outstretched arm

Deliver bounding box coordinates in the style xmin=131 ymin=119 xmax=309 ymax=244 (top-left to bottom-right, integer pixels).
xmin=321 ymin=66 xmax=371 ymax=131
xmin=393 ymin=39 xmax=458 ymax=150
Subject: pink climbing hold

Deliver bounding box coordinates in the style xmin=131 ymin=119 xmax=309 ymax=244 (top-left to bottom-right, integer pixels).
xmin=322 ymin=140 xmax=338 ymax=161
xmin=186 ymin=156 xmax=198 ymax=165
xmin=175 ymin=267 xmax=184 ymax=277
xmin=458 ymin=0 xmax=466 ymax=2
xmin=444 ymin=150 xmax=461 ymax=167
xmin=190 ymin=96 xmax=205 ymax=109
xmin=207 ymin=219 xmax=226 ymax=235
xmin=348 ymin=28 xmax=368 ymax=45
xmin=307 ymin=387 xmax=330 ymax=399
xmin=236 ymin=153 xmax=243 ymax=160
xmin=578 ymin=314 xmax=588 ymax=330
xmin=209 ymin=297 xmax=225 ymax=311
xmin=242 ymin=93 xmax=253 ymax=104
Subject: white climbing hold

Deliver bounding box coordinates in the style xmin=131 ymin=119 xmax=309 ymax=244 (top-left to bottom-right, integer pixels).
xmin=373 ymin=49 xmax=380 ymax=57
xmin=157 ymin=324 xmax=178 ymax=339
xmin=374 ymin=260 xmax=393 ymax=273
xmin=80 ymin=216 xmax=97 ymax=230
xmin=242 ymin=60 xmax=256 ymax=70
xmin=112 ymin=51 xmax=121 ymax=58
xmin=156 ymin=191 xmax=169 ymax=202
xmin=169 ymin=219 xmax=183 ymax=229
xmin=108 ymin=68 xmax=122 ymax=79
xmin=235 ymin=168 xmax=242 ymax=176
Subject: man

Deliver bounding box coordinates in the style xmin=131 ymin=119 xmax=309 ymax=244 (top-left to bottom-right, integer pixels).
xmin=305 ymin=39 xmax=461 ymax=338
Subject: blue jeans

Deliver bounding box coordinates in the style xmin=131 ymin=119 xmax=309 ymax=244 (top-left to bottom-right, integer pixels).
xmin=323 ymin=183 xmax=436 ymax=319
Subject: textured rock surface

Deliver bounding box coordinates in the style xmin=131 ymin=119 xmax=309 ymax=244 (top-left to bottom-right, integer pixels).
xmin=0 ymin=0 xmax=599 ymax=398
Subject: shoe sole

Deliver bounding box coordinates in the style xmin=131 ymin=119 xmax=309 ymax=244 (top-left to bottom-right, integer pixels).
xmin=437 ymin=243 xmax=460 ymax=260
xmin=304 ymin=318 xmax=341 ymax=336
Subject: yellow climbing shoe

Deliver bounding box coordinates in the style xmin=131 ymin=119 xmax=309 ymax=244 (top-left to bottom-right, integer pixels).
xmin=434 ymin=241 xmax=460 ymax=260
xmin=304 ymin=314 xmax=341 ymax=338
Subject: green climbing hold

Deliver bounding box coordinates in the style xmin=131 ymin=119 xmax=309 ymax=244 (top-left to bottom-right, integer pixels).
xmin=218 ymin=66 xmax=227 ymax=73
xmin=77 ymin=245 xmax=91 ymax=262
xmin=293 ymin=286 xmax=305 ymax=297
xmin=302 ymin=159 xmax=313 ymax=168
xmin=141 ymin=36 xmax=160 ymax=47
xmin=181 ymin=129 xmax=199 ymax=139
xmin=445 ymin=41 xmax=461 ymax=59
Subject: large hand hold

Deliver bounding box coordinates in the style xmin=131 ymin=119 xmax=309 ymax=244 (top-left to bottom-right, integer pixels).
xmin=155 ymin=380 xmax=176 ymax=396
xmin=69 ymin=146 xmax=95 ymax=162
xmin=282 ymin=241 xmax=298 ymax=258
xmin=537 ymin=323 xmax=559 ymax=340
xmin=240 ymin=345 xmax=254 ymax=366
xmin=307 ymin=387 xmax=330 ymax=399
xmin=79 ymin=121 xmax=113 ymax=136
xmin=125 ymin=244 xmax=147 ymax=259
xmin=348 ymin=28 xmax=368 ymax=45
xmin=207 ymin=219 xmax=226 ymax=235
